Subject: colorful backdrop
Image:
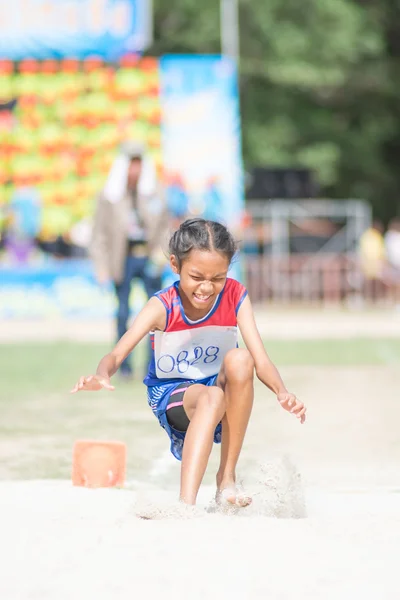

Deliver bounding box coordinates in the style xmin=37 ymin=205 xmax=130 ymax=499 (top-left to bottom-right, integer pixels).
xmin=0 ymin=54 xmax=244 ymax=318
xmin=0 ymin=55 xmax=162 ymax=246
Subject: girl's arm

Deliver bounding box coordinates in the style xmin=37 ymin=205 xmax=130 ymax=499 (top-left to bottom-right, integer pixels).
xmin=71 ymin=297 xmax=166 ymax=393
xmin=96 ymin=296 xmax=165 ymax=378
xmin=237 ymin=295 xmax=287 ymax=394
xmin=237 ymin=295 xmax=306 ymax=423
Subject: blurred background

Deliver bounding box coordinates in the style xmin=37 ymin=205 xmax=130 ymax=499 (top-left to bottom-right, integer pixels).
xmin=1 ymin=0 xmax=400 ymax=484
xmin=2 ymin=6 xmax=400 ymax=598
xmin=0 ymin=0 xmax=400 ymax=319
xmin=1 ymin=0 xmax=400 ymax=319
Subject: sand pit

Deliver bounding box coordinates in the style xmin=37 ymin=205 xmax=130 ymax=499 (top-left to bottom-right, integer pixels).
xmin=0 ymin=474 xmax=399 ymax=600
xmin=1 ymin=337 xmax=399 ymax=599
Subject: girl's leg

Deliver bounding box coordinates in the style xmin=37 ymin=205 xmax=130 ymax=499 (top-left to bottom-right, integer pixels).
xmin=180 ymin=384 xmax=226 ymax=505
xmin=216 ymin=348 xmax=255 ymax=505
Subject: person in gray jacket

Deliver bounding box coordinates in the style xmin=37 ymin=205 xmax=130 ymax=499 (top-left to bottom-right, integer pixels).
xmin=90 ymin=141 xmax=168 ymax=378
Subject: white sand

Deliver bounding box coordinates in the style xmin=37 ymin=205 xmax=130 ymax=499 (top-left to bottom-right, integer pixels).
xmin=1 ymin=469 xmax=399 ymax=600
xmin=1 ymin=365 xmax=400 ymax=599
xmin=1 ymin=310 xmax=399 ymax=599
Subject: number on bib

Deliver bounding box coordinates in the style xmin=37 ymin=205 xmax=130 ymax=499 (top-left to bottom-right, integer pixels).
xmin=204 ymin=346 xmax=219 ymax=363
xmin=191 ymin=346 xmax=203 ymax=365
xmin=153 ymin=326 xmax=238 ymax=379
xmin=157 ymin=354 xmax=175 ymax=373
xmin=176 ymin=350 xmax=190 ymax=373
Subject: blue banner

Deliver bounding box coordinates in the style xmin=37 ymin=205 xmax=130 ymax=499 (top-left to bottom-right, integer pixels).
xmin=0 ymin=260 xmax=114 ymax=318
xmin=160 ymin=55 xmax=244 ymax=229
xmin=0 ymin=0 xmax=152 ymax=60
xmin=0 ymin=260 xmax=175 ymax=319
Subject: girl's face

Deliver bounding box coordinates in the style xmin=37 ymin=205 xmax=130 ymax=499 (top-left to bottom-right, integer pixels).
xmin=170 ymin=249 xmax=230 ymax=316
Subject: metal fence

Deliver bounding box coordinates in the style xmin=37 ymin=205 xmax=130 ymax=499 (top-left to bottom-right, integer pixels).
xmin=244 ymin=253 xmax=399 ymax=306
xmin=242 ymin=199 xmax=398 ymax=306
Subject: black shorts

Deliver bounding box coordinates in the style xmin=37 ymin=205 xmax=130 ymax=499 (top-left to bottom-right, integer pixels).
xmin=165 ymin=381 xmax=191 ymax=432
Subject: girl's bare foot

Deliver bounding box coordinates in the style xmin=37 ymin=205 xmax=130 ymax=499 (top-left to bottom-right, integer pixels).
xmin=215 ymin=479 xmax=252 ymax=508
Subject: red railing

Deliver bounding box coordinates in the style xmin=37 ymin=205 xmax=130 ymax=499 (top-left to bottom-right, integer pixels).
xmin=244 ymin=254 xmax=399 ymax=305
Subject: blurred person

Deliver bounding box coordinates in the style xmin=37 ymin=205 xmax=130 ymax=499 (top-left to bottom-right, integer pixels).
xmin=384 ymin=217 xmax=400 ymax=301
xmin=36 ymin=234 xmax=73 ymax=259
xmin=0 ymin=200 xmax=8 ymax=253
xmin=358 ymin=219 xmax=386 ymax=301
xmin=202 ymin=175 xmax=223 ymax=222
xmin=90 ymin=141 xmax=168 ymax=379
xmin=165 ymin=172 xmax=189 ymax=226
xmin=5 ymin=187 xmax=42 ymax=263
xmin=68 ymin=217 xmax=92 ymax=258
xmin=384 ymin=218 xmax=400 ymax=271
xmin=71 ymin=218 xmax=306 ymax=507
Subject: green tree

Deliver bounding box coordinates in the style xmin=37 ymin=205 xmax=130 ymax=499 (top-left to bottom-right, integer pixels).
xmin=150 ymin=0 xmax=400 ymax=220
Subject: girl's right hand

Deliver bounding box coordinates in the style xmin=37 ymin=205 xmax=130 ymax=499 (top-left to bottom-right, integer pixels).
xmin=70 ymin=375 xmax=115 ymax=394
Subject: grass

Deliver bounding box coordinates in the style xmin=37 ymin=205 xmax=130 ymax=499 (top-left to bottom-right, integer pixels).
xmin=2 ymin=338 xmax=400 ymax=397
xmin=0 ymin=340 xmax=158 ymax=480
xmin=0 ymin=338 xmax=399 ymax=481
xmin=263 ymin=338 xmax=400 ymax=366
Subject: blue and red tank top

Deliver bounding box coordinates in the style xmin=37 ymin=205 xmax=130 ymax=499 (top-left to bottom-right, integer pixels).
xmin=144 ymin=278 xmax=248 ymax=387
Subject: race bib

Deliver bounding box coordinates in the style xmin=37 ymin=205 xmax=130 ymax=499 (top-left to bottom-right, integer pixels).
xmin=154 ymin=325 xmax=238 ymax=380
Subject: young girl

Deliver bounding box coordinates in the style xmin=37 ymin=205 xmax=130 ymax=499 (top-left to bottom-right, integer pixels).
xmin=71 ymin=218 xmax=306 ymax=506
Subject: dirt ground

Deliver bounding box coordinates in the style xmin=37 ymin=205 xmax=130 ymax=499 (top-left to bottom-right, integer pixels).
xmin=1 ymin=306 xmax=400 ymax=342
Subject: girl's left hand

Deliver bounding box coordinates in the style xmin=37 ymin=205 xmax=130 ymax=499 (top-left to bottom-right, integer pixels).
xmin=277 ymin=392 xmax=306 ymax=424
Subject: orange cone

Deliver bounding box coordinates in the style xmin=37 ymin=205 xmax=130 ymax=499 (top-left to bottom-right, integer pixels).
xmin=72 ymin=440 xmax=126 ymax=488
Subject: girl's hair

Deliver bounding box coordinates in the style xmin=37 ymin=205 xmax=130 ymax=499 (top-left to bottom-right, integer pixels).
xmin=169 ymin=218 xmax=238 ymax=269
